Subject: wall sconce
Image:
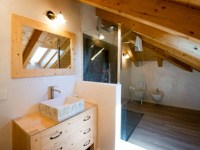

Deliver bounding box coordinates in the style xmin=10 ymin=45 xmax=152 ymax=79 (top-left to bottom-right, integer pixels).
xmin=122 ymin=53 xmax=130 ymax=59
xmin=46 ymin=11 xmax=67 ymax=25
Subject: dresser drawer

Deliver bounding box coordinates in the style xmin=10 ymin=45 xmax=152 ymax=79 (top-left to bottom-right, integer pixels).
xmin=72 ymin=134 xmax=94 ymax=150
xmin=65 ymin=122 xmax=94 ymax=149
xmin=62 ymin=108 xmax=94 ymax=134
xmin=42 ymin=122 xmax=93 ymax=150
xmin=41 ymin=109 xmax=94 ymax=149
xmin=41 ymin=123 xmax=67 ymax=148
xmin=48 ymin=139 xmax=66 ymax=150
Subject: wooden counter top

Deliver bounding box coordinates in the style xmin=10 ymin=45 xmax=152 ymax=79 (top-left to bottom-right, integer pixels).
xmin=13 ymin=102 xmax=96 ymax=136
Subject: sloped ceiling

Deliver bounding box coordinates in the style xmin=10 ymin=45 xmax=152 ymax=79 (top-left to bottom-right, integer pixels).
xmin=77 ymin=0 xmax=200 ymax=44
xmin=77 ymin=0 xmax=200 ymax=72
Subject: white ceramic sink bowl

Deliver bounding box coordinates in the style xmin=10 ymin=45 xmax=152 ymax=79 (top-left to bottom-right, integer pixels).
xmin=151 ymin=90 xmax=164 ymax=103
xmin=40 ymin=96 xmax=84 ymax=122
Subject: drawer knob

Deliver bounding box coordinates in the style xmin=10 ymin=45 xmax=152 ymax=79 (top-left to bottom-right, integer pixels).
xmin=50 ymin=132 xmax=62 ymax=140
xmin=83 ymin=128 xmax=91 ymax=134
xmin=60 ymin=147 xmax=63 ymax=150
xmin=83 ymin=140 xmax=90 ymax=147
xmin=83 ymin=116 xmax=91 ymax=121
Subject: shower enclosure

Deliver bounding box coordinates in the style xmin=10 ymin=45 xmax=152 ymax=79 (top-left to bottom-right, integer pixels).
xmin=82 ymin=21 xmax=145 ymax=147
xmin=120 ymin=26 xmax=145 ymax=143
xmin=83 ymin=22 xmax=118 ymax=84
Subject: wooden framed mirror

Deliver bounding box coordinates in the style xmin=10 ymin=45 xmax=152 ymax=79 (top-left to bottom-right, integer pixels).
xmin=11 ymin=14 xmax=76 ymax=78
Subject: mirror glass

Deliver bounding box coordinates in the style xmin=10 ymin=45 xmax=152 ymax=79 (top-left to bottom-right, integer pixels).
xmin=22 ymin=26 xmax=71 ymax=69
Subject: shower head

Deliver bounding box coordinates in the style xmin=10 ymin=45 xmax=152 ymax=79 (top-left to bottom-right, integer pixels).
xmin=101 ymin=25 xmax=118 ymax=32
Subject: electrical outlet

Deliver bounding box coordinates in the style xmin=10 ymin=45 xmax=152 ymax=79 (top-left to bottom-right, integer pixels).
xmin=0 ymin=90 xmax=7 ymax=101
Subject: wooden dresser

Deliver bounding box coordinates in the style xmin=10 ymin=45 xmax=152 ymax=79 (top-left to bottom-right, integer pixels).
xmin=12 ymin=102 xmax=97 ymax=150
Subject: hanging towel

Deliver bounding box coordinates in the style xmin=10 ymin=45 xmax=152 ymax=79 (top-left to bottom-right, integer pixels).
xmin=135 ymin=36 xmax=143 ymax=51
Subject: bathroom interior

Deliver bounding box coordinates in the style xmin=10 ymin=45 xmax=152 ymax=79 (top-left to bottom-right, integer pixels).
xmin=83 ymin=16 xmax=200 ymax=150
xmin=0 ymin=0 xmax=200 ymax=150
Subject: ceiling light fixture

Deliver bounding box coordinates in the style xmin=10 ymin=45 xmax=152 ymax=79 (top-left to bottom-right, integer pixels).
xmin=96 ymin=18 xmax=105 ymax=40
xmin=46 ymin=11 xmax=67 ymax=25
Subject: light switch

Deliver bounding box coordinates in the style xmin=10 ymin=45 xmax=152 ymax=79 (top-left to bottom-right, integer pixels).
xmin=0 ymin=90 xmax=7 ymax=101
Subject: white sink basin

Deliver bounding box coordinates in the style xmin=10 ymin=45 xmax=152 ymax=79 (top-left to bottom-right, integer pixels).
xmin=151 ymin=90 xmax=164 ymax=103
xmin=40 ymin=96 xmax=84 ymax=122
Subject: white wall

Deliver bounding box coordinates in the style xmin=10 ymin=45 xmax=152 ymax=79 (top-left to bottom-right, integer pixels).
xmin=122 ymin=59 xmax=200 ymax=111
xmin=80 ymin=3 xmax=97 ymax=33
xmin=74 ymin=81 xmax=121 ymax=150
xmin=79 ymin=3 xmax=97 ymax=80
xmin=79 ymin=6 xmax=123 ymax=150
xmin=0 ymin=0 xmax=83 ymax=149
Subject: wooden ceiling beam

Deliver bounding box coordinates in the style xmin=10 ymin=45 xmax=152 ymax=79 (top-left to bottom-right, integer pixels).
xmin=141 ymin=35 xmax=200 ymax=71
xmin=78 ymin=0 xmax=200 ymax=44
xmin=60 ymin=51 xmax=71 ymax=68
xmin=96 ymin=9 xmax=200 ymax=71
xmin=157 ymin=57 xmax=163 ymax=67
xmin=59 ymin=38 xmax=71 ymax=51
xmin=50 ymin=46 xmax=71 ymax=68
xmin=165 ymin=0 xmax=200 ymax=10
xmin=23 ymin=29 xmax=42 ymax=67
xmin=23 ymin=30 xmax=48 ymax=68
xmin=123 ymin=45 xmax=141 ymax=67
xmin=43 ymin=52 xmax=57 ymax=69
xmin=123 ymin=44 xmax=135 ymax=62
xmin=102 ymin=20 xmax=114 ymax=27
xmin=143 ymin=42 xmax=193 ymax=72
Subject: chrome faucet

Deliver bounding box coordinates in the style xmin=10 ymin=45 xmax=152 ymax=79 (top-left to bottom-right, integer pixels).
xmin=48 ymin=86 xmax=61 ymax=100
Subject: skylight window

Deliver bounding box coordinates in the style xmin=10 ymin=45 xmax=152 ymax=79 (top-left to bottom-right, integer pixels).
xmin=45 ymin=53 xmax=58 ymax=69
xmin=30 ymin=47 xmax=48 ymax=64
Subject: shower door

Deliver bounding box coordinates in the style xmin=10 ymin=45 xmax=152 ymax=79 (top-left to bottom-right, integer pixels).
xmin=83 ymin=25 xmax=118 ymax=84
xmin=120 ymin=26 xmax=145 ymax=143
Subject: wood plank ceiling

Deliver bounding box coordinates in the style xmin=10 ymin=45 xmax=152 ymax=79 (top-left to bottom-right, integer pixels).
xmin=77 ymin=0 xmax=200 ymax=72
xmin=166 ymin=0 xmax=200 ymax=9
xmin=77 ymin=0 xmax=200 ymax=44
xmin=120 ymin=27 xmax=193 ymax=72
